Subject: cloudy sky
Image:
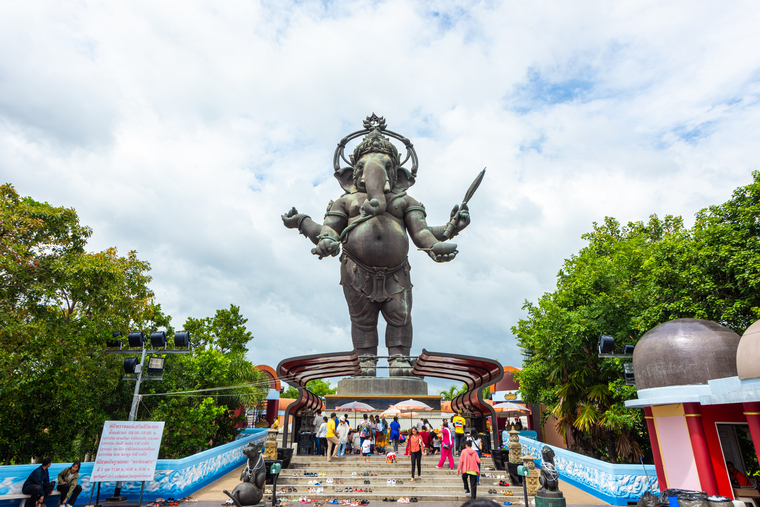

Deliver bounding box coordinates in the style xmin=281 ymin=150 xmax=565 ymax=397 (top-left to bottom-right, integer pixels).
xmin=2 ymin=1 xmax=760 ymax=394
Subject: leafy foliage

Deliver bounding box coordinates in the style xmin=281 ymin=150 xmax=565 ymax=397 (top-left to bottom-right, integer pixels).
xmin=515 ymin=172 xmax=760 ymax=463
xmin=0 ymin=184 xmax=168 ymax=464
xmin=0 ymin=184 xmax=266 ymax=463
xmin=143 ymin=349 xmax=265 ymax=458
xmin=282 ymin=378 xmax=337 ymax=399
xmin=184 ymin=304 xmax=253 ymax=354
xmin=439 ymin=383 xmax=468 ymax=401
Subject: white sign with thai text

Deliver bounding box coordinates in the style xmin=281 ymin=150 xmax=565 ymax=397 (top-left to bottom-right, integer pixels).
xmin=91 ymin=421 xmax=165 ymax=482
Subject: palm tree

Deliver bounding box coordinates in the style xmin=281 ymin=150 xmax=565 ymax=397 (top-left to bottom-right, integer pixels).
xmin=439 ymin=383 xmax=468 ymax=401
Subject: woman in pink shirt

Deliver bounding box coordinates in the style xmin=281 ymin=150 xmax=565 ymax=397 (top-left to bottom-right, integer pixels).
xmin=436 ymin=420 xmax=455 ymax=469
xmin=457 ymin=439 xmax=481 ymax=499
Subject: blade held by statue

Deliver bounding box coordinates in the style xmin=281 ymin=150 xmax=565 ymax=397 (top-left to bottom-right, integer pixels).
xmin=442 ymin=167 xmax=486 ymax=240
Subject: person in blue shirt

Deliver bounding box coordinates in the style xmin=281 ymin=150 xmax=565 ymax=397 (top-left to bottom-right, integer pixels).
xmin=22 ymin=458 xmax=55 ymax=507
xmin=389 ymin=416 xmax=401 ymax=453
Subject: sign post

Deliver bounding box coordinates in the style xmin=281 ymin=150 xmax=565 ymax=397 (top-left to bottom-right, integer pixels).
xmin=518 ymin=465 xmax=529 ymax=507
xmin=90 ymin=421 xmax=165 ymax=506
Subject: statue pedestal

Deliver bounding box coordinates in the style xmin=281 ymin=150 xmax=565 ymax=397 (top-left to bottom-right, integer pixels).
xmin=324 ymin=377 xmax=441 ymax=411
xmin=535 ymin=497 xmax=567 ymax=507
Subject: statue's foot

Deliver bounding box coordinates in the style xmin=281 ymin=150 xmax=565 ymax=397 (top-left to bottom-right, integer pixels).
xmin=359 ymin=360 xmax=377 ymax=377
xmin=389 ymin=355 xmax=413 ymax=377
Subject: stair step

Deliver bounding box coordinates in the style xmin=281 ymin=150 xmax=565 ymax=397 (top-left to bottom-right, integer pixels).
xmin=264 ymin=491 xmax=527 ymax=502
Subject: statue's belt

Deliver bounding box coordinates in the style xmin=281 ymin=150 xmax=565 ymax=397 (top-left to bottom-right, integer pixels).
xmin=341 ymin=248 xmax=410 ymax=303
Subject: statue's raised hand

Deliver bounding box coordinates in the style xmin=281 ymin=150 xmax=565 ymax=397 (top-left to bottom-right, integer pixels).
xmin=282 ymin=207 xmax=305 ymax=229
xmin=450 ymin=203 xmax=471 ymax=234
xmin=427 ymin=241 xmax=458 ymax=263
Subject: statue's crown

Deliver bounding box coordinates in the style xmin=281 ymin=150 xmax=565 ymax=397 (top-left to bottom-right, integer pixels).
xmin=350 ymin=129 xmax=400 ymax=166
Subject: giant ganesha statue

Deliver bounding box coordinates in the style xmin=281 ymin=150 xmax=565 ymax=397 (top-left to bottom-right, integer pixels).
xmin=282 ymin=114 xmax=480 ymax=377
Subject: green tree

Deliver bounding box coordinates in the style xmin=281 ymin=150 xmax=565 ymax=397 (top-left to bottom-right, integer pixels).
xmin=515 ymin=172 xmax=760 ymax=463
xmin=514 ymin=215 xmax=671 ymax=462
xmin=282 ymin=378 xmax=337 ymax=399
xmin=143 ymin=348 xmax=266 ymax=458
xmin=184 ymin=304 xmax=253 ymax=354
xmin=0 ymin=184 xmax=165 ymax=464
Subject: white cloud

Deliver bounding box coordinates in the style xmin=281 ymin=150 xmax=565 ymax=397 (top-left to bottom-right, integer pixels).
xmin=2 ymin=0 xmax=760 ymax=393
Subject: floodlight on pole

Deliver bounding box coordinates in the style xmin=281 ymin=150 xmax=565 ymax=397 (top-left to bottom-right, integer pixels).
xmin=174 ymin=331 xmax=191 ymax=348
xmin=123 ymin=357 xmax=139 ymax=374
xmin=150 ymin=331 xmax=167 ymax=348
xmin=128 ymin=331 xmax=145 ymax=348
xmin=107 ymin=331 xmax=123 ymax=349
xmin=146 ymin=356 xmax=165 ymax=376
xmin=598 ymin=335 xmax=615 ymax=354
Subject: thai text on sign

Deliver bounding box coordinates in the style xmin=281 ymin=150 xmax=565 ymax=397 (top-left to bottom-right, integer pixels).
xmin=91 ymin=421 xmax=165 ymax=482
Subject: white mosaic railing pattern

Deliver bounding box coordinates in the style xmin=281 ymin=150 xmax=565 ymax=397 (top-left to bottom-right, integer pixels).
xmin=519 ymin=437 xmax=658 ymax=504
xmin=0 ymin=429 xmax=267 ymax=500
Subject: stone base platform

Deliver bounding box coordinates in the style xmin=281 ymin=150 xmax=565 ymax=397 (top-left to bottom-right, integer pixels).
xmin=324 ymin=376 xmax=440 ymax=410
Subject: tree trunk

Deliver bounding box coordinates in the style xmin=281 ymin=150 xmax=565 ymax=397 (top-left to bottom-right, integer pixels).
xmin=606 ymin=429 xmax=617 ymax=464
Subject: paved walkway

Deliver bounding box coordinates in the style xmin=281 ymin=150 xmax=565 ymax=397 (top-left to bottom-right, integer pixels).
xmin=189 ymin=465 xmax=610 ymax=506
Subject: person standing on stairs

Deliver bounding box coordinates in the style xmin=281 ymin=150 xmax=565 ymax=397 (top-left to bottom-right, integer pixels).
xmin=406 ymin=426 xmax=426 ymax=482
xmin=457 ymin=439 xmax=481 ymax=500
xmin=317 ymin=416 xmax=328 ymax=456
xmin=389 ymin=416 xmax=401 ymax=453
xmin=436 ymin=420 xmax=455 ymax=469
xmin=326 ymin=412 xmax=340 ymax=461
xmin=337 ymin=418 xmax=349 ymax=457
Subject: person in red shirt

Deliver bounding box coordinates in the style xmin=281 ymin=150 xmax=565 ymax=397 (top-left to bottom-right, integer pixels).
xmin=406 ymin=426 xmax=426 ymax=481
xmin=419 ymin=427 xmax=431 ymax=449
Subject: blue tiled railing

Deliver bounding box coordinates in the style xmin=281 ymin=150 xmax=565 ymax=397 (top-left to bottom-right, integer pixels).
xmin=519 ymin=436 xmax=658 ymax=506
xmin=0 ymin=429 xmax=267 ymax=505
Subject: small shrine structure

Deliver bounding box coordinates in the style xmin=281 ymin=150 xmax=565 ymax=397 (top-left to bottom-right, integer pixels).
xmin=625 ymin=318 xmax=760 ymax=501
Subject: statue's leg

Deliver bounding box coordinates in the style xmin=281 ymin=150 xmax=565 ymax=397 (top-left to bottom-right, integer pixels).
xmin=382 ymin=289 xmax=414 ymax=377
xmin=343 ymin=285 xmax=380 ymax=376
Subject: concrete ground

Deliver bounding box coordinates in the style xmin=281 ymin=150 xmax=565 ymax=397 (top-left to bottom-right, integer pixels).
xmin=187 ymin=466 xmax=610 ymax=507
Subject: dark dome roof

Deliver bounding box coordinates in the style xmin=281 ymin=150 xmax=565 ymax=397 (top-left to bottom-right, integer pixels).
xmin=632 ymin=318 xmax=740 ymax=390
xmin=737 ymin=319 xmax=760 ymax=380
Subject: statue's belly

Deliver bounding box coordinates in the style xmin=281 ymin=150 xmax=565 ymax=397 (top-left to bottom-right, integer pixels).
xmin=344 ymin=215 xmax=409 ymax=267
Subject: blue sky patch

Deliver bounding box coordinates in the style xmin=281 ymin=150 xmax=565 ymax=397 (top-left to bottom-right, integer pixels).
xmin=507 ymin=67 xmax=598 ymax=113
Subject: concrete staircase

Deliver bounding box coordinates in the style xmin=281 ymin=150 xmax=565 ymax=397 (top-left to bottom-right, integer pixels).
xmin=270 ymin=453 xmax=526 ymax=504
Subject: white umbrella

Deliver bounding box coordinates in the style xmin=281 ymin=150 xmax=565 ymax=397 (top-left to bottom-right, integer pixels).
xmin=336 ymin=401 xmax=376 ymax=427
xmin=492 ymin=402 xmax=531 ymax=414
xmin=392 ymin=399 xmax=433 ymax=430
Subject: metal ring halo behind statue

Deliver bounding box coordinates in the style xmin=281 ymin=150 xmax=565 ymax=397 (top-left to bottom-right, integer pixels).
xmin=332 ymin=114 xmax=418 ymax=178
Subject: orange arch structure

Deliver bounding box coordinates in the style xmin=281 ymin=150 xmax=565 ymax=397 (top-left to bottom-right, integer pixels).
xmin=256 ymin=364 xmax=281 ymax=391
xmin=255 ymin=364 xmax=281 ymax=427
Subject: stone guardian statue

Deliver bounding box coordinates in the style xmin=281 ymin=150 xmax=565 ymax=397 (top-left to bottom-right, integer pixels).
xmin=282 ymin=114 xmax=476 ymax=376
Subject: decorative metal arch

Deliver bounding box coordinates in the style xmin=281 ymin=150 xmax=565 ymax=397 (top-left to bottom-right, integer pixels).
xmin=333 ymin=113 xmax=418 ymax=177
xmin=412 ymin=349 xmax=504 ymax=447
xmin=276 ymin=349 xmax=361 ymax=447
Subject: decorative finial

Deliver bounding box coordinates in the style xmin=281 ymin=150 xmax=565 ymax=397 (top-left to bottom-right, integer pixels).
xmin=363 ymin=113 xmax=386 ymax=131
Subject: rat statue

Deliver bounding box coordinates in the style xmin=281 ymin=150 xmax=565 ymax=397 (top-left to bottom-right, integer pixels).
xmin=222 ymin=443 xmax=266 ymax=507
xmin=538 ymin=445 xmax=563 ymax=499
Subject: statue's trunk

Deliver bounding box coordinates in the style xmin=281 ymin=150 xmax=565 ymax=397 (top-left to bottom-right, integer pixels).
xmin=361 ymin=160 xmax=389 ymax=216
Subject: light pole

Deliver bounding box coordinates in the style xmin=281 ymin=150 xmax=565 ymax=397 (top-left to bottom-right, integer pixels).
xmin=103 ymin=330 xmax=191 ymax=503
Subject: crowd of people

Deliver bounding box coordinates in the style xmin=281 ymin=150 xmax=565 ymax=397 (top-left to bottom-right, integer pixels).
xmin=310 ymin=411 xmax=487 ymax=500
